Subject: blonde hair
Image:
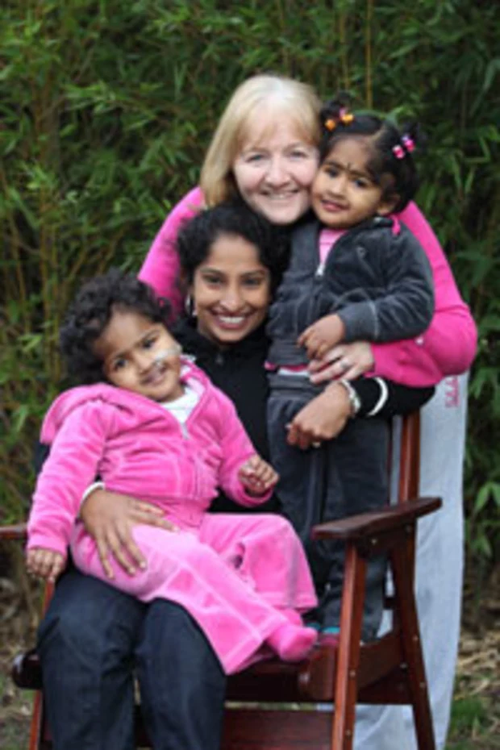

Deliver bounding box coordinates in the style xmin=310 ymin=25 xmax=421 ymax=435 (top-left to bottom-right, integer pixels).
xmin=200 ymin=74 xmax=321 ymax=207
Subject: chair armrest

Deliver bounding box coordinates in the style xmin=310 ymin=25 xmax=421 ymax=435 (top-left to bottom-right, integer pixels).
xmin=311 ymin=496 xmax=441 ymax=542
xmin=0 ymin=523 xmax=28 ymax=541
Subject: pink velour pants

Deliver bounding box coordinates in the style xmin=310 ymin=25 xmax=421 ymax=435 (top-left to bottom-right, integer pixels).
xmin=71 ymin=513 xmax=317 ymax=674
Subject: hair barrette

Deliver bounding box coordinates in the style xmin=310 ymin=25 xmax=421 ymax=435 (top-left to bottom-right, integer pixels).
xmin=392 ymin=144 xmax=405 ymax=159
xmin=339 ymin=108 xmax=354 ymax=125
xmin=324 ymin=108 xmax=354 ymax=132
xmin=401 ymin=134 xmax=415 ymax=152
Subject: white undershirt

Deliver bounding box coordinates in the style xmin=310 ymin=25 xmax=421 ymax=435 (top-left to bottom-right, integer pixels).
xmin=160 ymin=384 xmax=199 ymax=424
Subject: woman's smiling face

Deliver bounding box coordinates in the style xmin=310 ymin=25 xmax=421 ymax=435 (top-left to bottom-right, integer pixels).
xmin=232 ymin=112 xmax=319 ymax=226
xmin=191 ymin=232 xmax=272 ymax=346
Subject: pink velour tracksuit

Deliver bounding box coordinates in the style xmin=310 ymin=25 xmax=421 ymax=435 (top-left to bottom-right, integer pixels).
xmin=28 ymin=361 xmax=317 ymax=674
xmin=139 ymin=188 xmax=477 ymax=386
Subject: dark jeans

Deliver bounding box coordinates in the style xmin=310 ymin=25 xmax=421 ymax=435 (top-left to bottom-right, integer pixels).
xmin=38 ymin=569 xmax=226 ymax=750
xmin=268 ymin=376 xmax=389 ymax=640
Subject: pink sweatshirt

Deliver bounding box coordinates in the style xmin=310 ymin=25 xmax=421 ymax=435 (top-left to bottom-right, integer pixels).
xmin=139 ymin=188 xmax=477 ymax=387
xmin=28 ymin=361 xmax=266 ymax=556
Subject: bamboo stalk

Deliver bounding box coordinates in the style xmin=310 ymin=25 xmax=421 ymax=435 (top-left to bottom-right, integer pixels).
xmin=338 ymin=11 xmax=350 ymax=91
xmin=275 ymin=0 xmax=290 ymax=70
xmin=365 ymin=0 xmax=373 ymax=107
xmin=0 ymin=169 xmax=30 ymax=334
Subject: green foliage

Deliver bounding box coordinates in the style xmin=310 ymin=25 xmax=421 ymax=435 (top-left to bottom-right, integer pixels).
xmin=446 ymin=694 xmax=500 ymax=749
xmin=450 ymin=696 xmax=489 ymax=735
xmin=1 ymin=0 xmax=499 ymax=565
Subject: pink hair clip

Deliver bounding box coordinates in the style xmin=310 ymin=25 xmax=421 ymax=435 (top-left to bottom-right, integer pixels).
xmin=401 ymin=135 xmax=415 ymax=152
xmin=392 ymin=144 xmax=405 ymax=159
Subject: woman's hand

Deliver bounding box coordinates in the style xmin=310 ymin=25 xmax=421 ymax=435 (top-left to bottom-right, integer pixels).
xmin=26 ymin=548 xmax=66 ymax=583
xmin=309 ymin=341 xmax=375 ymax=384
xmin=80 ymin=489 xmax=178 ymax=579
xmin=286 ymin=382 xmax=351 ymax=450
xmin=239 ymin=455 xmax=279 ymax=496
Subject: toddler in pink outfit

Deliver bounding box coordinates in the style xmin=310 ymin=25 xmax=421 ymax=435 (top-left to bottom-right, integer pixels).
xmin=26 ymin=270 xmax=317 ymax=674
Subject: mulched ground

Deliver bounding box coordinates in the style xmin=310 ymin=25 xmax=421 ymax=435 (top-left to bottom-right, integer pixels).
xmin=0 ymin=559 xmax=499 ymax=749
xmin=448 ymin=568 xmax=500 ymax=748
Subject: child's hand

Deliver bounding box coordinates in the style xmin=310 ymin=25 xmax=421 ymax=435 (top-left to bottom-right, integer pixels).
xmin=239 ymin=455 xmax=279 ymax=496
xmin=298 ymin=314 xmax=346 ymax=360
xmin=26 ymin=548 xmax=66 ymax=583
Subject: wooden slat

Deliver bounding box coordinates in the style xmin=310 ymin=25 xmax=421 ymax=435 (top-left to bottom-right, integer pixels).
xmin=311 ymin=497 xmax=441 ymax=544
xmin=222 ymin=709 xmax=333 ymax=750
xmin=0 ymin=523 xmax=27 ymax=541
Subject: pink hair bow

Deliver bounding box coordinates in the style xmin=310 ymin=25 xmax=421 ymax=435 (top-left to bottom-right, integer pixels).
xmin=401 ymin=134 xmax=415 ymax=152
xmin=393 ymin=134 xmax=415 ymax=159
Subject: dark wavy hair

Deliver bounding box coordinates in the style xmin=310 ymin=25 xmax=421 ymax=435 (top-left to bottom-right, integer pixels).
xmin=60 ymin=269 xmax=170 ymax=384
xmin=319 ymin=93 xmax=424 ymax=212
xmin=176 ymin=199 xmax=290 ymax=294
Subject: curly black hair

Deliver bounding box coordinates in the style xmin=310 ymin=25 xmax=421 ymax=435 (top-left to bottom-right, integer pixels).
xmin=60 ymin=269 xmax=170 ymax=384
xmin=176 ymin=199 xmax=290 ymax=294
xmin=319 ymin=93 xmax=424 ymax=212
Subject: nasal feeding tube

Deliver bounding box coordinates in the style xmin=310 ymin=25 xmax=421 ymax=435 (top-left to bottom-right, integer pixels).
xmin=153 ymin=344 xmax=182 ymax=367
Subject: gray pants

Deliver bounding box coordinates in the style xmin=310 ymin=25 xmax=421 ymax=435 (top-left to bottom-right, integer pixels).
xmin=268 ymin=375 xmax=389 ymax=641
xmin=354 ymin=374 xmax=468 ymax=749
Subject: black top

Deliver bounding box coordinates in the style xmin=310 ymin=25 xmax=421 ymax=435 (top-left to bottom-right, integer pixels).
xmin=173 ymin=319 xmax=276 ymax=513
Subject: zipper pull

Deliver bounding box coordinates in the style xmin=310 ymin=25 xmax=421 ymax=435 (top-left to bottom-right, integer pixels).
xmin=315 ymin=262 xmax=325 ymax=278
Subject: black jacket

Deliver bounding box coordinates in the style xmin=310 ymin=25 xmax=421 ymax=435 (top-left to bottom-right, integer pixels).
xmin=173 ymin=319 xmax=277 ymax=513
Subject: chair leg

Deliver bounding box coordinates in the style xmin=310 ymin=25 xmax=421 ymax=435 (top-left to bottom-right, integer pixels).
xmin=331 ymin=546 xmax=367 ymax=750
xmin=28 ymin=691 xmax=47 ymax=750
xmin=391 ymin=544 xmax=436 ymax=750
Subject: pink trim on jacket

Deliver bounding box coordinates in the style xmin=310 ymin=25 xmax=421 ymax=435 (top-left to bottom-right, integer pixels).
xmin=139 ymin=189 xmax=477 ymax=386
xmin=370 ymin=203 xmax=477 ymax=385
xmin=28 ymin=361 xmax=265 ymax=557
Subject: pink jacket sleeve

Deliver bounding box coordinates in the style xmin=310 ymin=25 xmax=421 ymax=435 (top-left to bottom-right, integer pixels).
xmin=214 ymin=389 xmax=274 ymax=507
xmin=370 ymin=202 xmax=477 ymax=386
xmin=27 ymin=404 xmax=108 ymax=556
xmin=138 ymin=187 xmax=204 ymax=315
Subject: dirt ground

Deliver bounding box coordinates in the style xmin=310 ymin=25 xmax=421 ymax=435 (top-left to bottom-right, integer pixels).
xmin=0 ymin=557 xmax=499 ymax=750
xmin=447 ymin=567 xmax=500 ymax=749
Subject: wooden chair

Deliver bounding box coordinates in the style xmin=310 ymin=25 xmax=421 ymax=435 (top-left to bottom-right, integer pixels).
xmin=0 ymin=411 xmax=441 ymax=750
